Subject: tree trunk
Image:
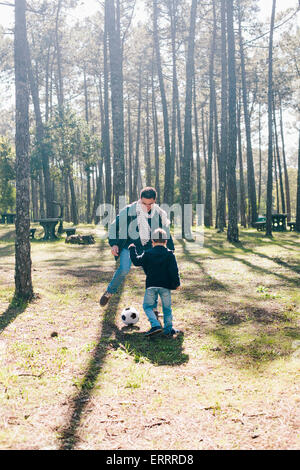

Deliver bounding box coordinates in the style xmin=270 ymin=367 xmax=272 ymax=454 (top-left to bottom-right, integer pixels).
xmin=69 ymin=173 xmax=79 ymax=225
xmin=217 ymin=0 xmax=228 ymax=232
xmin=266 ymin=0 xmax=276 ymax=237
xmin=103 ymin=4 xmax=112 ymax=205
xmin=238 ymin=3 xmax=257 ymax=227
xmin=153 ymin=0 xmax=172 ymax=205
xmin=193 ymin=76 xmax=202 ymax=205
xmin=14 ymin=0 xmax=34 ymax=301
xmin=152 ymin=67 xmax=161 ymax=204
xmin=106 ymin=0 xmax=125 ymax=212
xmin=258 ymin=103 xmax=262 ymax=214
xmin=237 ymin=94 xmax=247 ymax=228
xmin=204 ymin=0 xmax=216 ymax=228
xmin=145 ymin=75 xmax=152 ymax=187
xmin=133 ymin=60 xmax=143 ymax=201
xmin=279 ymin=93 xmax=291 ymax=221
xmin=181 ymin=0 xmax=197 ymax=231
xmin=226 ymin=0 xmax=239 ymax=242
xmin=273 ymin=95 xmax=285 ymax=214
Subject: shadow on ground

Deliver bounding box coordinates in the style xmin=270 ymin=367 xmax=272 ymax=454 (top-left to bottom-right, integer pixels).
xmin=0 ymin=298 xmax=30 ymax=334
xmin=113 ymin=327 xmax=189 ymax=367
xmin=59 ymin=286 xmax=125 ymax=450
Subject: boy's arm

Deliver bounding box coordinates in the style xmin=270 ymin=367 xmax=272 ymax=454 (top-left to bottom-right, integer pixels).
xmin=168 ymin=252 xmax=180 ymax=289
xmin=129 ymin=244 xmax=146 ymax=267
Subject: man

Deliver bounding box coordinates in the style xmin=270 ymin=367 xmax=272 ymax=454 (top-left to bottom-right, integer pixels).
xmin=100 ymin=187 xmax=174 ymax=307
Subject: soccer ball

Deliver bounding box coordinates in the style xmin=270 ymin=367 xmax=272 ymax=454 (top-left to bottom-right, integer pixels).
xmin=121 ymin=307 xmax=139 ymax=326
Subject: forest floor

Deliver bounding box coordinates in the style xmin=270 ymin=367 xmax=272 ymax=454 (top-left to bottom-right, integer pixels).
xmin=0 ymin=223 xmax=299 ymax=450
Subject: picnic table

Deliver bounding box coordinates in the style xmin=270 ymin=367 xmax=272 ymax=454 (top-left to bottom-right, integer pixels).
xmin=1 ymin=213 xmax=16 ymax=224
xmin=36 ymin=218 xmax=62 ymax=241
xmin=254 ymin=214 xmax=287 ymax=232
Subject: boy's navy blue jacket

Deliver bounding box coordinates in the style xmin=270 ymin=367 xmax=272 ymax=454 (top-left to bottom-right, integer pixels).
xmin=129 ymin=245 xmax=180 ymax=291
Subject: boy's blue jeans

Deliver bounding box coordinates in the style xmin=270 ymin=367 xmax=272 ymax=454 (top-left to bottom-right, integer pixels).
xmin=143 ymin=287 xmax=173 ymax=334
xmin=107 ymin=249 xmax=158 ymax=312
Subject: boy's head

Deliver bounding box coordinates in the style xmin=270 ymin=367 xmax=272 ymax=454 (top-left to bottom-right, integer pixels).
xmin=152 ymin=228 xmax=168 ymax=246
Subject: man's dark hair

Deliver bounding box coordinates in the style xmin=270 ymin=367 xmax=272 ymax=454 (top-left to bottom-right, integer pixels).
xmin=152 ymin=228 xmax=167 ymax=243
xmin=140 ymin=187 xmax=157 ymax=200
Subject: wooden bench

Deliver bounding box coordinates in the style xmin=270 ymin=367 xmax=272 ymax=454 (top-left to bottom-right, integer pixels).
xmin=287 ymin=222 xmax=296 ymax=232
xmin=65 ymin=228 xmax=76 ymax=237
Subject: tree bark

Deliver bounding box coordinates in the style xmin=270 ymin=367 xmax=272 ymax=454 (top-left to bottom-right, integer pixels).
xmin=217 ymin=0 xmax=228 ymax=232
xmin=181 ymin=0 xmax=197 ymax=224
xmin=279 ymin=93 xmax=291 ymax=221
xmin=106 ymin=0 xmax=125 ymax=212
xmin=204 ymin=0 xmax=216 ymax=228
xmin=151 ymin=66 xmax=161 ymax=204
xmin=238 ymin=3 xmax=257 ymax=227
xmin=226 ymin=0 xmax=239 ymax=242
xmin=153 ymin=0 xmax=172 ymax=204
xmin=14 ymin=0 xmax=34 ymax=301
xmin=273 ymin=95 xmax=285 ymax=214
xmin=266 ymin=0 xmax=276 ymax=237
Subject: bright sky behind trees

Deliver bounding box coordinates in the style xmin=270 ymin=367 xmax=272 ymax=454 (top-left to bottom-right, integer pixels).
xmin=0 ymin=0 xmax=299 ymax=29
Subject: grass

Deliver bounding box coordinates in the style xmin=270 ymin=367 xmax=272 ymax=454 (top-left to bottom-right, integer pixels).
xmin=0 ymin=223 xmax=299 ymax=450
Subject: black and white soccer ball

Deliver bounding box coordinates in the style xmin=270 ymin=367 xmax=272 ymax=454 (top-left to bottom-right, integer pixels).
xmin=121 ymin=307 xmax=139 ymax=326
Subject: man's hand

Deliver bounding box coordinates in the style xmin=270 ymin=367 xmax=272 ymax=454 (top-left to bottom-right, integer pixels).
xmin=111 ymin=245 xmax=119 ymax=257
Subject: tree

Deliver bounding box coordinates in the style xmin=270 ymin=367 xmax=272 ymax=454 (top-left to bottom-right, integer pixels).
xmin=217 ymin=0 xmax=228 ymax=232
xmin=14 ymin=0 xmax=34 ymax=301
xmin=266 ymin=0 xmax=276 ymax=237
xmin=153 ymin=0 xmax=172 ymax=205
xmin=238 ymin=2 xmax=257 ymax=227
xmin=106 ymin=0 xmax=125 ymax=211
xmin=226 ymin=0 xmax=239 ymax=243
xmin=204 ymin=0 xmax=216 ymax=228
xmin=181 ymin=0 xmax=197 ymax=237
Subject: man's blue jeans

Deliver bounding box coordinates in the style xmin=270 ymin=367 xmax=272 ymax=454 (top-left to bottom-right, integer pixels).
xmin=143 ymin=287 xmax=173 ymax=334
xmin=107 ymin=248 xmax=132 ymax=294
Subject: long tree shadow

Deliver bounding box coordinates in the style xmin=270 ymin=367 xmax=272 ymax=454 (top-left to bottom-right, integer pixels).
xmin=178 ymin=239 xmax=230 ymax=292
xmin=0 ymin=298 xmax=29 ymax=335
xmin=59 ymin=285 xmax=124 ymax=450
xmin=238 ymin=244 xmax=300 ymax=276
xmin=207 ymin=245 xmax=299 ymax=286
xmin=0 ymin=244 xmax=15 ymax=257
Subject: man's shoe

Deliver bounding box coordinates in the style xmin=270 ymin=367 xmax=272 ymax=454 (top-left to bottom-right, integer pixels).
xmin=145 ymin=326 xmax=163 ymax=337
xmin=163 ymin=328 xmax=182 ymax=337
xmin=99 ymin=292 xmax=112 ymax=307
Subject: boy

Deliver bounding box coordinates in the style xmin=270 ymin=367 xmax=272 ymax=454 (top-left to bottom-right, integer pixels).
xmin=129 ymin=228 xmax=181 ymax=337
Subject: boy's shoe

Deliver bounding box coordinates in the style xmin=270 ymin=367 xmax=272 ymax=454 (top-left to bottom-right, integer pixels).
xmin=163 ymin=328 xmax=182 ymax=337
xmin=145 ymin=326 xmax=163 ymax=337
xmin=99 ymin=291 xmax=113 ymax=307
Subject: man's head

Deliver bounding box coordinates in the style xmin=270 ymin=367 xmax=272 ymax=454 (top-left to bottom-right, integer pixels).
xmin=140 ymin=187 xmax=157 ymax=211
xmin=152 ymin=228 xmax=168 ymax=247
